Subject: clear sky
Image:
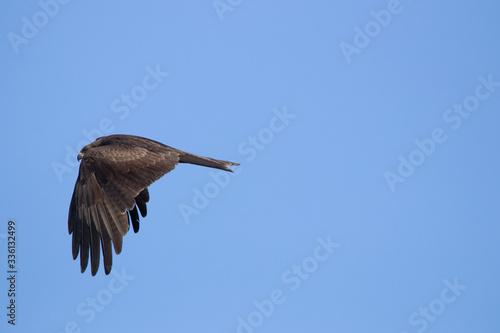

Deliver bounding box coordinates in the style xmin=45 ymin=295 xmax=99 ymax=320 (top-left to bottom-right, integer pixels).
xmin=1 ymin=1 xmax=500 ymax=332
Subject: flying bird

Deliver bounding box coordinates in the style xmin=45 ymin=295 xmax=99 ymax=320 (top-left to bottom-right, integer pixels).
xmin=68 ymin=134 xmax=238 ymax=276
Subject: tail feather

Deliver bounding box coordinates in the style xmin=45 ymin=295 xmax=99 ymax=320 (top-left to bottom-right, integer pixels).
xmin=178 ymin=152 xmax=239 ymax=172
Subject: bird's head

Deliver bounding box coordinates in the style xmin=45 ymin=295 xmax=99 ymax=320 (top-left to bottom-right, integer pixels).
xmin=77 ymin=136 xmax=114 ymax=161
xmin=77 ymin=140 xmax=98 ymax=161
xmin=77 ymin=145 xmax=91 ymax=161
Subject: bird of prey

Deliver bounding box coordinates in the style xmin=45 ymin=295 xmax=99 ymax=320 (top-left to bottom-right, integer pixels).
xmin=68 ymin=134 xmax=238 ymax=276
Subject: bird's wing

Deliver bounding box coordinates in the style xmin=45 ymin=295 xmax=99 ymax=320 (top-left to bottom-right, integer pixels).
xmin=68 ymin=142 xmax=180 ymax=275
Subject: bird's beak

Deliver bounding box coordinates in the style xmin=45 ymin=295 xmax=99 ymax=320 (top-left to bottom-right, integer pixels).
xmin=77 ymin=152 xmax=84 ymax=161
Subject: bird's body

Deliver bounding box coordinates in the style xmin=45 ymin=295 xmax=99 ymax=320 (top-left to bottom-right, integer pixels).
xmin=68 ymin=135 xmax=238 ymax=275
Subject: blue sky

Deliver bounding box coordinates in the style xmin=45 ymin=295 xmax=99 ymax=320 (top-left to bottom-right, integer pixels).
xmin=1 ymin=1 xmax=500 ymax=332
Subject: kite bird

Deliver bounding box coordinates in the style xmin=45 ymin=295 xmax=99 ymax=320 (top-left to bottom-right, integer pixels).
xmin=68 ymin=135 xmax=239 ymax=276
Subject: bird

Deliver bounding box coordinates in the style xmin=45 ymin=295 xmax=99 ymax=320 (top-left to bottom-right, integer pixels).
xmin=68 ymin=134 xmax=239 ymax=276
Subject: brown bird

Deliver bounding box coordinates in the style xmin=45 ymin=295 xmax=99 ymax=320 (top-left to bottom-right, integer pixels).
xmin=68 ymin=134 xmax=238 ymax=276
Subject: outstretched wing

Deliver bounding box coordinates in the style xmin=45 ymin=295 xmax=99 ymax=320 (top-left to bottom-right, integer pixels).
xmin=68 ymin=138 xmax=181 ymax=275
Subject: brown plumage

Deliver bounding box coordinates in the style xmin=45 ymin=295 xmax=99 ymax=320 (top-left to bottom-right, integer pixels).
xmin=68 ymin=134 xmax=239 ymax=276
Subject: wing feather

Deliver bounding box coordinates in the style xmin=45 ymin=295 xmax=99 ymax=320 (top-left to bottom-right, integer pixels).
xmin=96 ymin=200 xmax=113 ymax=274
xmin=89 ymin=205 xmax=101 ymax=276
xmin=135 ymin=189 xmax=149 ymax=217
xmin=128 ymin=207 xmax=140 ymax=233
xmin=79 ymin=207 xmax=90 ymax=273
